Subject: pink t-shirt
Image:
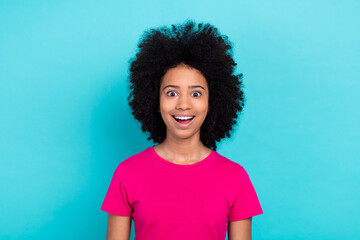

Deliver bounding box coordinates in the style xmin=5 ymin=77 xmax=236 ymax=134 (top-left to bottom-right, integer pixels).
xmin=101 ymin=146 xmax=263 ymax=240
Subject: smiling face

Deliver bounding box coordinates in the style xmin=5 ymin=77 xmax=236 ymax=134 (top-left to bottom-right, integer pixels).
xmin=158 ymin=63 xmax=209 ymax=141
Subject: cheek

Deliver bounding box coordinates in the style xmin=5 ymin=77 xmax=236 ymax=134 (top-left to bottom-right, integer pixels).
xmin=194 ymin=100 xmax=209 ymax=112
xmin=159 ymin=103 xmax=173 ymax=119
xmin=159 ymin=97 xmax=168 ymax=110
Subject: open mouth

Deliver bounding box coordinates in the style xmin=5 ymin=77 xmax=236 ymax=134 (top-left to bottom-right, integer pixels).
xmin=172 ymin=115 xmax=195 ymax=123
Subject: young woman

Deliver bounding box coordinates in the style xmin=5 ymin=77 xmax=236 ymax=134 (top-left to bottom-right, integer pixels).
xmin=101 ymin=20 xmax=263 ymax=240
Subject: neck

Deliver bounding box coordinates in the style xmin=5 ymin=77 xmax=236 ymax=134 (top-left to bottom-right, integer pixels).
xmin=156 ymin=132 xmax=210 ymax=163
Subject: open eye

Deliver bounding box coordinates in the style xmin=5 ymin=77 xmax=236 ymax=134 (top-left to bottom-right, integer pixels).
xmin=166 ymin=91 xmax=177 ymax=97
xmin=191 ymin=91 xmax=202 ymax=97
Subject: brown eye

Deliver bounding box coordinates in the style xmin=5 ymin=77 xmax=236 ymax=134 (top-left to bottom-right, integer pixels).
xmin=191 ymin=91 xmax=201 ymax=97
xmin=166 ymin=91 xmax=177 ymax=97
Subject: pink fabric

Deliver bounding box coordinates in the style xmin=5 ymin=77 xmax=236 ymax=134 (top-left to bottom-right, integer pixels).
xmin=101 ymin=146 xmax=263 ymax=240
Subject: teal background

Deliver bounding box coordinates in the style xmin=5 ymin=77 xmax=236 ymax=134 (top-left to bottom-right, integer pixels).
xmin=1 ymin=0 xmax=359 ymax=239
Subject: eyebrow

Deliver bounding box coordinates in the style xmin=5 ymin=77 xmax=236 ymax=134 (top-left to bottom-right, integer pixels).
xmin=162 ymin=85 xmax=206 ymax=91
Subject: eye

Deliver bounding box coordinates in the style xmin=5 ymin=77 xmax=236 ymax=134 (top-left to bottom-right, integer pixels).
xmin=166 ymin=91 xmax=177 ymax=97
xmin=191 ymin=91 xmax=202 ymax=97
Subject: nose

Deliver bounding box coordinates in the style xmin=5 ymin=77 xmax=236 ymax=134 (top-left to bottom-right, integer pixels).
xmin=175 ymin=94 xmax=191 ymax=110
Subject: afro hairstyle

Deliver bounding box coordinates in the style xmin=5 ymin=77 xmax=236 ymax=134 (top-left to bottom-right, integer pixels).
xmin=127 ymin=19 xmax=245 ymax=151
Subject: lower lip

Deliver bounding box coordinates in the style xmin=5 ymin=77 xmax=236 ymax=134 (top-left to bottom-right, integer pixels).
xmin=172 ymin=116 xmax=196 ymax=128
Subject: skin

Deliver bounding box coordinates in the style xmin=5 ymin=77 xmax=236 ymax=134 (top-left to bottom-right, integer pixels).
xmin=154 ymin=63 xmax=212 ymax=164
xmin=106 ymin=214 xmax=131 ymax=240
xmin=106 ymin=63 xmax=252 ymax=239
xmin=228 ymin=217 xmax=252 ymax=240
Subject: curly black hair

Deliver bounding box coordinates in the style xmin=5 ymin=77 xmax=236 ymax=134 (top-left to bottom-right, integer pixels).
xmin=127 ymin=19 xmax=245 ymax=151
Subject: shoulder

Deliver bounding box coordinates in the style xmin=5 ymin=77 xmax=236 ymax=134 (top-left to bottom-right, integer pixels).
xmin=214 ymin=151 xmax=245 ymax=172
xmin=212 ymin=151 xmax=251 ymax=183
xmin=115 ymin=147 xmax=152 ymax=173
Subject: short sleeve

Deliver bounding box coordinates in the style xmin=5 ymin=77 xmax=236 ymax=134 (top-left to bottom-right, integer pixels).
xmin=100 ymin=162 xmax=133 ymax=216
xmin=228 ymin=166 xmax=263 ymax=221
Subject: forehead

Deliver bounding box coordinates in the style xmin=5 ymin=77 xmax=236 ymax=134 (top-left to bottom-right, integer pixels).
xmin=160 ymin=65 xmax=208 ymax=88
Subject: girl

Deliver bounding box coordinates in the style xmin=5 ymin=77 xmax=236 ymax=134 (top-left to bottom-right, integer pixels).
xmin=101 ymin=20 xmax=263 ymax=240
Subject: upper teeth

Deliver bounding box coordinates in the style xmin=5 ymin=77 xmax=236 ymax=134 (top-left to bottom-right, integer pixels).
xmin=174 ymin=116 xmax=194 ymax=120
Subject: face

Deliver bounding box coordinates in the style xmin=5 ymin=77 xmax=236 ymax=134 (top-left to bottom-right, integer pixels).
xmin=158 ymin=64 xmax=209 ymax=141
